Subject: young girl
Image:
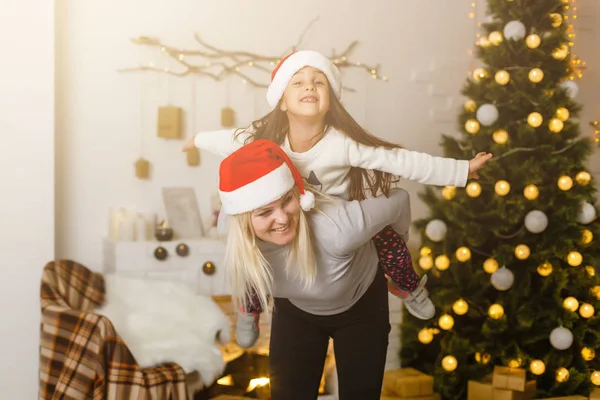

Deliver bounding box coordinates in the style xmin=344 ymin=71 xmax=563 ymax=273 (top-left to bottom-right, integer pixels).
xmin=183 ymin=50 xmax=491 ymax=347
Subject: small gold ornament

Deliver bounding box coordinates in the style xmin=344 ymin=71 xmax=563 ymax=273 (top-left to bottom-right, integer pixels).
xmin=466 ymin=182 xmax=482 ymax=198
xmin=550 ymin=13 xmax=563 ymax=28
xmin=435 ymin=255 xmax=450 ymax=271
xmin=465 ymin=100 xmax=477 ymax=112
xmin=488 ymin=31 xmax=503 ymax=45
xmin=552 ymin=45 xmax=569 ymax=60
xmin=530 ymin=359 xmax=546 ymax=375
xmin=495 ymin=180 xmax=511 ymax=196
xmin=515 ymin=244 xmax=530 ymax=260
xmin=442 ymin=355 xmax=458 ymax=372
xmin=488 ymin=304 xmax=504 ymax=319
xmin=537 ymin=261 xmax=553 ymax=276
xmin=479 ymin=37 xmax=491 ymax=48
xmin=472 ymin=68 xmax=489 ymax=82
xmin=549 ymin=118 xmax=564 ymax=133
xmin=475 ymin=352 xmax=491 ymax=364
xmin=135 ymin=157 xmax=151 ymax=180
xmin=575 ymin=171 xmax=591 ymax=185
xmin=420 ymin=246 xmax=432 ymax=256
xmin=586 ymin=266 xmax=596 ymax=277
xmin=523 ymin=184 xmax=539 ymax=200
xmin=582 ymin=347 xmax=596 ymax=361
xmin=557 ymin=175 xmax=573 ymax=191
xmin=592 ymin=370 xmax=600 ymax=386
xmin=581 ymin=230 xmax=593 ymax=247
xmin=439 ymin=314 xmax=455 ymax=330
xmin=465 ymin=119 xmax=481 ymax=134
xmin=442 ymin=186 xmax=456 ymax=200
xmin=418 ymin=328 xmax=434 ymax=344
xmin=556 ymin=368 xmax=570 ymax=383
xmin=452 ymin=299 xmax=469 ymax=315
xmin=493 ymin=129 xmax=509 ymax=144
xmin=483 ymin=258 xmax=499 ymax=274
xmin=528 ymin=68 xmax=544 ymax=83
xmin=579 ymin=303 xmax=595 ymax=319
xmin=567 ymin=251 xmax=582 ymax=267
xmin=528 ymin=112 xmax=543 ymax=128
xmin=456 ymin=247 xmax=472 ymax=262
xmin=591 ymin=285 xmax=600 ymax=300
xmin=419 ymin=255 xmax=434 ymax=270
xmin=563 ymin=296 xmax=579 ymax=312
xmin=556 ymin=107 xmax=570 ymax=121
xmin=508 ymin=358 xmax=522 ymax=368
xmin=495 ymin=70 xmax=510 ymax=86
xmin=525 ymin=34 xmax=541 ymax=49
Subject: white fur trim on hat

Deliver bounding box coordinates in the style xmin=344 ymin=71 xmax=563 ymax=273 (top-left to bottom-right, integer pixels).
xmin=219 ymin=163 xmax=295 ymax=215
xmin=299 ymin=190 xmax=315 ymax=211
xmin=266 ymin=50 xmax=342 ymax=108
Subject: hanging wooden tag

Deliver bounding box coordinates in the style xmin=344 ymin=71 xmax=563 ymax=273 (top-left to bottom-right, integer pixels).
xmin=186 ymin=147 xmax=200 ymax=166
xmin=135 ymin=157 xmax=150 ymax=179
xmin=221 ymin=107 xmax=235 ymax=127
xmin=157 ymin=106 xmax=182 ymax=139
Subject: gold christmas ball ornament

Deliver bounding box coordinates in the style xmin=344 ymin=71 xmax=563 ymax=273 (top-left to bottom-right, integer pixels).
xmin=591 ymin=370 xmax=600 ymax=386
xmin=418 ymin=328 xmax=434 ymax=344
xmin=567 ymin=251 xmax=583 ymax=267
xmin=495 ymin=180 xmax=511 ymax=196
xmin=525 ymin=34 xmax=541 ymax=49
xmin=473 ymin=68 xmax=489 ymax=82
xmin=556 ymin=367 xmax=570 ymax=383
xmin=435 ymin=255 xmax=451 ymax=271
xmin=465 ymin=119 xmax=481 ymax=134
xmin=591 ymin=285 xmax=600 ymax=300
xmin=550 ymin=13 xmax=563 ymax=28
xmin=549 ymin=118 xmax=564 ymax=133
xmin=586 ymin=266 xmax=596 ymax=277
xmin=579 ymin=303 xmax=595 ymax=319
xmin=556 ymin=107 xmax=570 ymax=121
xmin=523 ymin=184 xmax=540 ymax=200
xmin=475 ymin=352 xmax=491 ymax=364
xmin=528 ymin=112 xmax=543 ymax=128
xmin=488 ymin=304 xmax=504 ymax=320
xmin=488 ymin=31 xmax=503 ymax=46
xmin=466 ymin=182 xmax=482 ymax=198
xmin=563 ymin=296 xmax=579 ymax=312
xmin=508 ymin=358 xmax=522 ymax=368
xmin=557 ymin=175 xmax=573 ymax=191
xmin=419 ymin=255 xmax=434 ymax=270
xmin=515 ymin=244 xmax=530 ymax=260
xmin=442 ymin=186 xmax=456 ymax=200
xmin=465 ymin=100 xmax=477 ymax=112
xmin=530 ymin=359 xmax=546 ymax=375
xmin=581 ymin=229 xmax=593 ymax=245
xmin=442 ymin=355 xmax=458 ymax=372
xmin=479 ymin=37 xmax=491 ymax=48
xmin=552 ymin=44 xmax=569 ymax=60
xmin=456 ymin=246 xmax=472 ymax=262
xmin=420 ymin=246 xmax=432 ymax=257
xmin=576 ymin=171 xmax=591 ymax=185
xmin=453 ymin=299 xmax=469 ymax=315
xmin=493 ymin=129 xmax=509 ymax=144
xmin=582 ymin=347 xmax=596 ymax=361
xmin=439 ymin=314 xmax=455 ymax=330
xmin=528 ymin=68 xmax=544 ymax=83
xmin=537 ymin=261 xmax=553 ymax=276
xmin=483 ymin=258 xmax=499 ymax=274
xmin=495 ymin=70 xmax=510 ymax=86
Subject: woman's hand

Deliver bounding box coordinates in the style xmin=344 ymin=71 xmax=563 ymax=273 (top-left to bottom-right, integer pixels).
xmin=468 ymin=152 xmax=493 ymax=179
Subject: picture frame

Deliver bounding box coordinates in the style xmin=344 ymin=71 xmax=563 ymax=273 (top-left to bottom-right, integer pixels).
xmin=161 ymin=187 xmax=205 ymax=239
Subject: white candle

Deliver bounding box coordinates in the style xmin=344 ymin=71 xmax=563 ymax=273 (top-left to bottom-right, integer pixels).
xmin=119 ymin=217 xmax=135 ymax=241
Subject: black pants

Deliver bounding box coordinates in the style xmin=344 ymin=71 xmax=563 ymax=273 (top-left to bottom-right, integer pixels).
xmin=269 ymin=269 xmax=390 ymax=400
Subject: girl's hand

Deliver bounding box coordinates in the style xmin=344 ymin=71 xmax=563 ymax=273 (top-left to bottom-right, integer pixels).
xmin=182 ymin=136 xmax=196 ymax=152
xmin=468 ymin=152 xmax=493 ymax=179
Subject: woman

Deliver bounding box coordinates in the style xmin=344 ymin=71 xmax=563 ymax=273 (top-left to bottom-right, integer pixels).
xmin=218 ymin=139 xmax=423 ymax=399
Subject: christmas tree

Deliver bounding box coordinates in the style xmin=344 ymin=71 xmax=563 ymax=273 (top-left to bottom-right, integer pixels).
xmin=400 ymin=0 xmax=600 ymax=399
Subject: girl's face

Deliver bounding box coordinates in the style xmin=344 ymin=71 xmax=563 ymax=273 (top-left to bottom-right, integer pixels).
xmin=250 ymin=190 xmax=300 ymax=246
xmin=280 ymin=67 xmax=330 ymax=120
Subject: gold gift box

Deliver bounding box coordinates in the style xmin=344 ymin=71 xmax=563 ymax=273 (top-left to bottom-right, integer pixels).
xmin=382 ymin=368 xmax=434 ymax=398
xmin=492 ymin=366 xmax=527 ymax=392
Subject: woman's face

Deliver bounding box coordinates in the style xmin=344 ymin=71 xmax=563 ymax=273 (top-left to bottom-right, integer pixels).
xmin=280 ymin=66 xmax=330 ymax=119
xmin=250 ymin=190 xmax=300 ymax=246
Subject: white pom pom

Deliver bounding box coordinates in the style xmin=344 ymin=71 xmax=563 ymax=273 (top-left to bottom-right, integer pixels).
xmin=425 ymin=219 xmax=448 ymax=242
xmin=559 ymin=80 xmax=579 ymax=98
xmin=300 ymin=191 xmax=315 ymax=211
xmin=490 ymin=266 xmax=514 ymax=291
xmin=476 ymin=103 xmax=499 ymax=126
xmin=503 ymin=20 xmax=526 ymax=40
xmin=524 ymin=210 xmax=548 ymax=233
xmin=578 ymin=201 xmax=596 ymax=224
xmin=550 ymin=326 xmax=573 ymax=350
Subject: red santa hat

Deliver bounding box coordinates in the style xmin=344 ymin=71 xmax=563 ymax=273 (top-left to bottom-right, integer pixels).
xmin=266 ymin=50 xmax=342 ymax=108
xmin=218 ymin=139 xmax=315 ymax=215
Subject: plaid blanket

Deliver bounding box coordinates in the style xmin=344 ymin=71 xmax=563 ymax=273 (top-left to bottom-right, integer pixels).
xmin=39 ymin=260 xmax=189 ymax=400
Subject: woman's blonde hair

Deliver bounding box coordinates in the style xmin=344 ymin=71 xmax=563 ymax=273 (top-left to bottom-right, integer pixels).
xmin=224 ymin=187 xmax=317 ymax=312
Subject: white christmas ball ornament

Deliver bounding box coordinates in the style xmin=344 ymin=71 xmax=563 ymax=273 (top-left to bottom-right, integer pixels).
xmin=503 ymin=21 xmax=526 ymax=40
xmin=549 ymin=326 xmax=573 ymax=350
xmin=491 ymin=266 xmax=514 ymax=291
xmin=425 ymin=219 xmax=448 ymax=242
xmin=578 ymin=202 xmax=597 ymax=224
xmin=559 ymin=80 xmax=579 ymax=98
xmin=476 ymin=104 xmax=499 ymax=126
xmin=525 ymin=210 xmax=548 ymax=234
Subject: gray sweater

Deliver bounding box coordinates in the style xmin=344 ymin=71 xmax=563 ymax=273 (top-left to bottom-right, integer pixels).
xmin=257 ymin=188 xmax=411 ymax=316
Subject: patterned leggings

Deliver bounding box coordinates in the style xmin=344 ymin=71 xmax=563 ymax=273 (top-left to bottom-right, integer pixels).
xmin=243 ymin=225 xmax=420 ymax=314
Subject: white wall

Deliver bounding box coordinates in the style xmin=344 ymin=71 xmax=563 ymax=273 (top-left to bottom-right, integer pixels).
xmin=55 ymin=0 xmax=600 ymax=270
xmin=0 ymin=0 xmax=55 ymax=397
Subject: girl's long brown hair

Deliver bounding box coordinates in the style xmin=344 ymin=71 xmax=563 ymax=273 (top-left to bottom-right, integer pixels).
xmin=235 ymin=85 xmax=402 ymax=201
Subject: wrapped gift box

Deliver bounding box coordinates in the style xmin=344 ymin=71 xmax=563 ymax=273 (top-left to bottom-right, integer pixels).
xmin=492 ymin=380 xmax=536 ymax=400
xmin=381 ymin=394 xmax=440 ymax=400
xmin=492 ymin=366 xmax=527 ymax=392
xmin=468 ymin=376 xmax=493 ymax=400
xmin=382 ymin=368 xmax=434 ymax=397
xmin=539 ymin=397 xmax=587 ymax=400
xmin=590 ymin=388 xmax=600 ymax=399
